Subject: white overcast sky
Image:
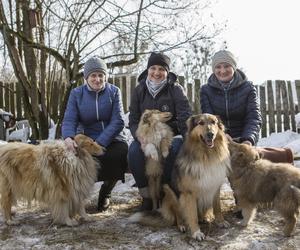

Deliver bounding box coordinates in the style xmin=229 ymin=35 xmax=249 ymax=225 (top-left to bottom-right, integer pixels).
xmin=210 ymin=0 xmax=300 ymax=84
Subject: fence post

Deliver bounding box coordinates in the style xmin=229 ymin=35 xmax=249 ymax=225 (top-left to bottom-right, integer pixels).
xmin=4 ymin=83 xmax=10 ymax=112
xmin=121 ymin=76 xmax=127 ymax=112
xmin=267 ymin=80 xmax=275 ymax=134
xmin=280 ymin=81 xmax=290 ymax=131
xmin=274 ymin=80 xmax=282 ymax=132
xmin=295 ymin=80 xmax=300 ymax=113
xmin=9 ymin=83 xmax=15 ymax=117
xmin=130 ymin=76 xmax=137 ymax=107
xmin=16 ymin=82 xmax=23 ymax=119
xmin=194 ymin=79 xmax=201 ymax=114
xmin=187 ymin=83 xmax=193 ymax=112
xmin=259 ymin=85 xmax=267 ymax=137
xmin=0 ymin=81 xmax=3 ymax=108
xmin=287 ymin=80 xmax=296 ymax=131
xmin=178 ymin=76 xmax=185 ymax=91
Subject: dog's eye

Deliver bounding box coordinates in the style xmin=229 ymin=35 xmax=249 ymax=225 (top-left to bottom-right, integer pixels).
xmin=198 ymin=121 xmax=205 ymax=126
xmin=211 ymin=120 xmax=216 ymax=125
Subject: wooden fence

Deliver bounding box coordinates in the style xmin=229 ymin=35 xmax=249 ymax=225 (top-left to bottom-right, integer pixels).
xmin=1 ymin=77 xmax=300 ymax=138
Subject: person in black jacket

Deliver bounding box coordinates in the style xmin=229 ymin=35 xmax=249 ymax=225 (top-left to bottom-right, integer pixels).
xmin=200 ymin=50 xmax=262 ymax=145
xmin=128 ymin=52 xmax=192 ymax=210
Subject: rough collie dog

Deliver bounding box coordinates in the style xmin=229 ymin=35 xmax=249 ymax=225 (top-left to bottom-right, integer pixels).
xmin=0 ymin=134 xmax=103 ymax=226
xmin=130 ymin=114 xmax=230 ymax=241
xmin=229 ymin=141 xmax=300 ymax=236
xmin=136 ymin=109 xmax=173 ymax=209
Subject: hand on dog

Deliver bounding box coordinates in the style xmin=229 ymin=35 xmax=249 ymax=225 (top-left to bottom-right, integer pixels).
xmin=242 ymin=140 xmax=252 ymax=146
xmin=64 ymin=137 xmax=78 ymax=153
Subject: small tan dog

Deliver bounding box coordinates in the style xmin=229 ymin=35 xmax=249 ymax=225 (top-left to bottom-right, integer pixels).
xmin=136 ymin=109 xmax=173 ymax=209
xmin=229 ymin=141 xmax=300 ymax=236
xmin=0 ymin=134 xmax=103 ymax=226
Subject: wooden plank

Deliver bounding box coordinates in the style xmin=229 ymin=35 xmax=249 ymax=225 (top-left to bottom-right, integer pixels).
xmin=51 ymin=81 xmax=59 ymax=122
xmin=295 ymin=80 xmax=300 ymax=107
xmin=0 ymin=81 xmax=3 ymax=108
xmin=267 ymin=80 xmax=275 ymax=134
xmin=194 ymin=79 xmax=201 ymax=114
xmin=121 ymin=76 xmax=127 ymax=112
xmin=9 ymin=83 xmax=15 ymax=116
xmin=15 ymin=82 xmax=22 ymax=119
xmin=130 ymin=76 xmax=137 ymax=105
xmin=287 ymin=80 xmax=296 ymax=131
xmin=114 ymin=76 xmax=121 ymax=89
xmin=275 ymin=80 xmax=282 ymax=132
xmin=4 ymin=83 xmax=10 ymax=112
xmin=187 ymin=83 xmax=193 ymax=112
xmin=259 ymin=85 xmax=267 ymax=137
xmin=178 ymin=76 xmax=186 ymax=92
xmin=280 ymin=81 xmax=290 ymax=131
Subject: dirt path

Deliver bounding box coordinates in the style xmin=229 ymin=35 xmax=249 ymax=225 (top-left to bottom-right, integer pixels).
xmin=0 ymin=175 xmax=299 ymax=250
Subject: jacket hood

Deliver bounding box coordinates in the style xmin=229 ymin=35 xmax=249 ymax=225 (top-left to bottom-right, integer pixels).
xmin=137 ymin=69 xmax=177 ymax=85
xmin=207 ymin=69 xmax=248 ymax=90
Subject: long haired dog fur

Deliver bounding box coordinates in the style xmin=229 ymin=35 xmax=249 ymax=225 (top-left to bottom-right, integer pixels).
xmin=130 ymin=114 xmax=230 ymax=241
xmin=0 ymin=134 xmax=103 ymax=226
xmin=229 ymin=141 xmax=300 ymax=236
xmin=136 ymin=109 xmax=173 ymax=209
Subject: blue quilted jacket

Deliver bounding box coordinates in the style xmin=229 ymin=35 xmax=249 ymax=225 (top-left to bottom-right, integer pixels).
xmin=62 ymin=83 xmax=127 ymax=147
xmin=200 ymin=69 xmax=262 ymax=145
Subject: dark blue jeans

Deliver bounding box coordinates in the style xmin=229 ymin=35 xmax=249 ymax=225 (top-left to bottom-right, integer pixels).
xmin=128 ymin=136 xmax=183 ymax=188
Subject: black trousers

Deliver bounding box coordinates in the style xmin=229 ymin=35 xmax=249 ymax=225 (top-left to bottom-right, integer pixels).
xmin=94 ymin=141 xmax=128 ymax=182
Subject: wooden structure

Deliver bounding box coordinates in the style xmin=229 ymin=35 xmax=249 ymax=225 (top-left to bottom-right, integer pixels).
xmin=0 ymin=78 xmax=299 ymax=137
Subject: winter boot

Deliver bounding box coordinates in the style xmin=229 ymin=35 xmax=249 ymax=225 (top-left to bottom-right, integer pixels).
xmin=97 ymin=180 xmax=117 ymax=212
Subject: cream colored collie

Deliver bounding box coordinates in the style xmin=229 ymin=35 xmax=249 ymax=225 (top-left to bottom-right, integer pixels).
xmin=0 ymin=134 xmax=103 ymax=226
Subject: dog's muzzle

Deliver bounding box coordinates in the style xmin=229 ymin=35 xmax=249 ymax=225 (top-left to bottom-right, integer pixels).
xmin=202 ymin=131 xmax=215 ymax=148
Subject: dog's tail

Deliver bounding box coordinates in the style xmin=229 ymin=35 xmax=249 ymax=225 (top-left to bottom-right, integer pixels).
xmin=128 ymin=210 xmax=173 ymax=227
xmin=129 ymin=184 xmax=180 ymax=228
xmin=290 ymin=185 xmax=300 ymax=201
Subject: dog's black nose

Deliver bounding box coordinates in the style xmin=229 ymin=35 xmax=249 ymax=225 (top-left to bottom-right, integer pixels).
xmin=206 ymin=132 xmax=214 ymax=140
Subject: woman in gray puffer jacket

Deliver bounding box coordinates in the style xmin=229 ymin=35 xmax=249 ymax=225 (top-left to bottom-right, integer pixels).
xmin=200 ymin=50 xmax=262 ymax=145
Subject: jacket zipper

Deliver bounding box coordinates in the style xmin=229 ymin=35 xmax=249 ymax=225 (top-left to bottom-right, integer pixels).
xmin=96 ymin=92 xmax=99 ymax=120
xmin=96 ymin=91 xmax=105 ymax=130
xmin=224 ymin=89 xmax=230 ymax=128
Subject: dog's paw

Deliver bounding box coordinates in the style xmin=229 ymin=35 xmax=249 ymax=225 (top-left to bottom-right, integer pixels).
xmin=65 ymin=218 xmax=79 ymax=227
xmin=178 ymin=224 xmax=186 ymax=233
xmin=192 ymin=229 xmax=205 ymax=241
xmin=162 ymin=150 xmax=169 ymax=158
xmin=6 ymin=219 xmax=19 ymax=226
xmin=237 ymin=220 xmax=249 ymax=227
xmin=81 ymin=214 xmax=93 ymax=222
xmin=144 ymin=144 xmax=159 ymax=161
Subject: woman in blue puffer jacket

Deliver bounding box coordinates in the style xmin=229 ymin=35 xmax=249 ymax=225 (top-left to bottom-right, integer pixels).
xmin=62 ymin=56 xmax=128 ymax=212
xmin=200 ymin=50 xmax=262 ymax=145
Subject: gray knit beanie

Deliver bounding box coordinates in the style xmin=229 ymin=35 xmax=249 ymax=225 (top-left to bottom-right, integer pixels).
xmin=83 ymin=56 xmax=107 ymax=79
xmin=211 ymin=50 xmax=237 ymax=71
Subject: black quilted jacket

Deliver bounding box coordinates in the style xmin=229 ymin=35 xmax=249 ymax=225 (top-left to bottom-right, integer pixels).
xmin=200 ymin=69 xmax=262 ymax=145
xmin=129 ymin=70 xmax=192 ymax=139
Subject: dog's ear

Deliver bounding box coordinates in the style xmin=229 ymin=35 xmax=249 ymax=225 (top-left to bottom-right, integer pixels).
xmin=142 ymin=113 xmax=151 ymax=124
xmin=74 ymin=133 xmax=85 ymax=146
xmin=187 ymin=115 xmax=197 ymax=132
xmin=255 ymin=152 xmax=260 ymax=160
xmin=215 ymin=115 xmax=225 ymax=131
xmin=257 ymin=150 xmax=263 ymax=160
